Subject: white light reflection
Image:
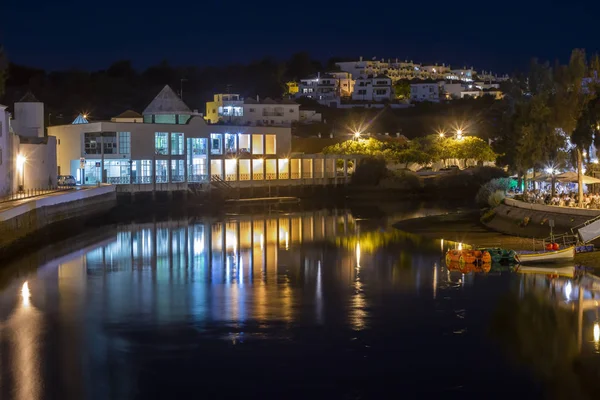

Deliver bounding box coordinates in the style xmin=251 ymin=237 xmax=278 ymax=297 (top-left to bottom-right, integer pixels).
xmin=440 ymin=239 xmax=444 ymax=253
xmin=285 ymin=232 xmax=289 ymax=250
xmin=594 ymin=322 xmax=600 ymax=345
xmin=457 ymin=242 xmax=463 ymax=251
xmin=356 ymin=242 xmax=361 ymax=268
xmin=260 ymin=234 xmax=264 ymax=251
xmin=565 ymin=281 xmax=572 ymax=300
xmin=316 ymin=261 xmax=323 ymax=324
xmin=21 ymin=281 xmax=31 ymax=308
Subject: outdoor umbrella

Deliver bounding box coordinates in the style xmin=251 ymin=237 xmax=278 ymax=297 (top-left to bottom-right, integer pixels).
xmin=556 ymin=171 xmax=600 ymax=184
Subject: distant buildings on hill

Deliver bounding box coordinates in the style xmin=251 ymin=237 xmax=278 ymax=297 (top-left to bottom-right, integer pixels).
xmin=291 ymin=56 xmax=508 ymax=107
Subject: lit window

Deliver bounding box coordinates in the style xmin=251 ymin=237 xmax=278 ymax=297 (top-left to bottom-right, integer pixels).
xmin=265 ymin=134 xmax=276 ymax=155
xmin=171 ymin=133 xmax=184 ymax=155
xmin=190 ymin=138 xmax=207 ymax=155
xmin=210 ymin=133 xmax=223 ymax=155
xmin=252 ymin=134 xmax=264 ymax=155
xmin=225 ymin=133 xmax=237 ymax=153
xmin=118 ymin=132 xmax=131 ymax=154
xmin=155 ymin=114 xmax=176 ymax=124
xmin=155 ymin=132 xmax=168 ymax=155
xmin=238 ymin=134 xmax=250 ymax=153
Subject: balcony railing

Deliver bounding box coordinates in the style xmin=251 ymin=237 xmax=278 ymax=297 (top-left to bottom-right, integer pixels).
xmin=291 ymin=172 xmax=301 ymax=179
xmin=225 ymin=174 xmax=237 ymax=181
xmin=262 ymin=112 xmax=285 ymax=117
xmin=132 ymin=176 xmax=153 ymax=184
xmin=266 ymin=173 xmax=277 ymax=180
xmin=156 ymin=176 xmax=168 ymax=183
xmin=171 ymin=175 xmax=185 ymax=183
xmin=253 ymin=173 xmax=264 ymax=180
xmin=278 ymin=172 xmax=289 ymax=179
xmin=302 ymin=172 xmax=313 ymax=179
xmin=107 ymin=176 xmax=130 ymax=184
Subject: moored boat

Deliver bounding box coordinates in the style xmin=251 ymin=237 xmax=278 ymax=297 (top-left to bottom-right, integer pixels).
xmin=515 ymin=246 xmax=575 ymax=264
xmin=478 ymin=247 xmax=517 ymax=264
xmin=445 ymin=249 xmax=491 ymax=266
xmin=515 ymin=265 xmax=576 ymax=278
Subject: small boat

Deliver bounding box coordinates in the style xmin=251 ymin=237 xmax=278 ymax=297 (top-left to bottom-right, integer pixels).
xmin=478 ymin=247 xmax=517 ymax=264
xmin=445 ymin=249 xmax=491 ymax=266
xmin=515 ymin=246 xmax=575 ymax=264
xmin=515 ymin=265 xmax=576 ymax=278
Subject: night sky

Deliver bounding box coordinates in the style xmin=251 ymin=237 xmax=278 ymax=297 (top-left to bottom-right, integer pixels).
xmin=1 ymin=0 xmax=599 ymax=73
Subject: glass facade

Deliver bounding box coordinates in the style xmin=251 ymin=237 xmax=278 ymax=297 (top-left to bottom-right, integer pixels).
xmin=265 ymin=134 xmax=276 ymax=155
xmin=171 ymin=160 xmax=185 ymax=182
xmin=252 ymin=134 xmax=264 ymax=155
xmin=171 ymin=133 xmax=184 ymax=155
xmin=156 ymin=160 xmax=168 ymax=183
xmin=238 ymin=134 xmax=250 ymax=154
xmin=155 ymin=132 xmax=168 ymax=155
xmin=119 ymin=132 xmax=131 ymax=154
xmin=210 ymin=134 xmax=222 ymax=155
xmin=224 ymin=133 xmax=236 ymax=154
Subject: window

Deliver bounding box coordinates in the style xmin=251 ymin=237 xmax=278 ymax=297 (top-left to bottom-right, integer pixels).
xmin=171 ymin=133 xmax=184 ymax=155
xmin=171 ymin=160 xmax=184 ymax=182
xmin=289 ymin=109 xmax=294 ymax=113
xmin=190 ymin=138 xmax=207 ymax=155
xmin=357 ymin=89 xmax=367 ymax=95
xmin=143 ymin=115 xmax=153 ymax=123
xmin=178 ymin=115 xmax=191 ymax=124
xmin=118 ymin=132 xmax=131 ymax=154
xmin=252 ymin=134 xmax=264 ymax=155
xmin=84 ymin=133 xmax=100 ymax=154
xmin=155 ymin=160 xmax=168 ymax=183
xmin=141 ymin=160 xmax=152 ymax=180
xmin=238 ymin=134 xmax=250 ymax=153
xmin=249 ymin=108 xmax=256 ymax=112
xmin=155 ymin=132 xmax=168 ymax=155
xmin=155 ymin=114 xmax=176 ymax=124
xmin=375 ymin=89 xmax=387 ymax=95
xmin=224 ymin=133 xmax=236 ymax=153
xmin=210 ymin=133 xmax=222 ymax=155
xmin=265 ymin=134 xmax=276 ymax=155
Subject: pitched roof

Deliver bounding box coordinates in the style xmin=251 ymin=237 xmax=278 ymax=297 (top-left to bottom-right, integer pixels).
xmin=18 ymin=91 xmax=40 ymax=103
xmin=72 ymin=114 xmax=89 ymax=124
xmin=142 ymin=85 xmax=191 ymax=115
xmin=114 ymin=109 xmax=142 ymax=119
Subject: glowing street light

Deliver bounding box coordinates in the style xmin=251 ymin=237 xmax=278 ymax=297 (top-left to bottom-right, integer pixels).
xmin=353 ymin=131 xmax=361 ymax=140
xmin=439 ymin=132 xmax=445 ymax=138
xmin=456 ymin=129 xmax=463 ymax=140
xmin=16 ymin=154 xmax=26 ymax=191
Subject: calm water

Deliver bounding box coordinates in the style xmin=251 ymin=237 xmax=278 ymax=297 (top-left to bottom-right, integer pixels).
xmin=0 ymin=206 xmax=599 ymax=399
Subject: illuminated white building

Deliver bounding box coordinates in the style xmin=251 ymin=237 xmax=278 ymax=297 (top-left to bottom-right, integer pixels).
xmin=297 ymin=72 xmax=354 ymax=107
xmin=0 ymin=93 xmax=57 ymax=195
xmin=50 ymin=85 xmax=348 ymax=187
xmin=351 ymin=75 xmax=393 ymax=102
xmin=410 ymin=82 xmax=441 ymax=102
xmin=243 ymin=97 xmax=300 ymax=126
xmin=205 ymin=94 xmax=244 ymax=124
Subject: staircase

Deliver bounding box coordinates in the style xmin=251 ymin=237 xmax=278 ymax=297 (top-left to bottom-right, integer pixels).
xmin=210 ymin=175 xmax=234 ymax=190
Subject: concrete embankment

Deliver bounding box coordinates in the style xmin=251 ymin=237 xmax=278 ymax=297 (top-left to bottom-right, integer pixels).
xmin=0 ymin=185 xmax=117 ymax=260
xmin=483 ymin=198 xmax=600 ymax=239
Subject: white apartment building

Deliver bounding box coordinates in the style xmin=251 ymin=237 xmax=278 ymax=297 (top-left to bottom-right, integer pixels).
xmin=243 ymin=97 xmax=299 ymax=126
xmin=297 ymin=72 xmax=353 ymax=107
xmin=337 ymin=57 xmax=454 ymax=83
xmin=351 ymin=75 xmax=393 ymax=102
xmin=205 ymin=93 xmax=244 ymax=124
xmin=410 ymin=82 xmax=441 ymax=102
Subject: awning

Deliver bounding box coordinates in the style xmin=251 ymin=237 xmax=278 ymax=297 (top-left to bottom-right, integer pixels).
xmin=556 ymin=171 xmax=600 ymax=184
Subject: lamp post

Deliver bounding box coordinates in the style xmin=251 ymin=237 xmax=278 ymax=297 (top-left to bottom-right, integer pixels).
xmin=456 ymin=129 xmax=463 ymax=140
xmin=16 ymin=154 xmax=26 ymax=192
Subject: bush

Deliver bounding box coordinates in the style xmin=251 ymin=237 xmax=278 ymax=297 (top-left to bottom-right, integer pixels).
xmin=351 ymin=157 xmax=388 ymax=186
xmin=475 ymin=177 xmax=513 ymax=208
xmin=434 ymin=167 xmax=508 ymax=200
xmin=378 ymin=171 xmax=421 ymax=191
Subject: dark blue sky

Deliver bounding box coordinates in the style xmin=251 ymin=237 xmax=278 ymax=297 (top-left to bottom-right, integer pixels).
xmin=1 ymin=0 xmax=599 ymax=74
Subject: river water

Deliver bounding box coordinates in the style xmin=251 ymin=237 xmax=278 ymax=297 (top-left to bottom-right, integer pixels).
xmin=0 ymin=205 xmax=599 ymax=399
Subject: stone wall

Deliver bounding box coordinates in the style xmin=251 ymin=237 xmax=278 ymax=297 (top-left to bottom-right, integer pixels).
xmin=483 ymin=198 xmax=600 ymax=239
xmin=0 ymin=186 xmax=116 ymax=259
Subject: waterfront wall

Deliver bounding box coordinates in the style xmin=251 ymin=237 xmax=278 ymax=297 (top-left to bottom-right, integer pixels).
xmin=0 ymin=185 xmax=117 ymax=259
xmin=483 ymin=198 xmax=600 ymax=238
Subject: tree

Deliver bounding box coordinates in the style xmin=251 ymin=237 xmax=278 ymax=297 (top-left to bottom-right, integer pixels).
xmin=455 ymin=136 xmax=497 ymax=166
xmin=552 ymin=49 xmax=592 ymax=206
xmin=395 ymin=148 xmax=431 ymax=168
xmin=0 ymin=46 xmax=7 ymax=98
xmin=285 ymin=52 xmax=320 ymax=81
xmin=393 ymin=81 xmax=411 ymax=99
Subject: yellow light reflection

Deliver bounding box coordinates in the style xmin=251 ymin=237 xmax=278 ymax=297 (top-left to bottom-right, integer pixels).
xmin=594 ymin=322 xmax=600 ymax=344
xmin=285 ymin=232 xmax=289 ymax=250
xmin=440 ymin=239 xmax=444 ymax=253
xmin=457 ymin=242 xmax=463 ymax=251
xmin=356 ymin=242 xmax=361 ymax=268
xmin=21 ymin=281 xmax=31 ymax=307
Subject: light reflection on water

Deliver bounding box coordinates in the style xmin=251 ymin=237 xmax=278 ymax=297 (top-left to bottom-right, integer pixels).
xmin=0 ymin=207 xmax=598 ymax=398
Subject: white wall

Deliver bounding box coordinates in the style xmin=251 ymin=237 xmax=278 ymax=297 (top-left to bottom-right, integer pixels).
xmin=242 ymin=104 xmax=299 ymax=126
xmin=13 ymin=102 xmax=44 ymax=138
xmin=410 ymin=84 xmax=440 ymax=102
xmin=0 ymin=106 xmax=15 ymax=196
xmin=20 ymin=138 xmax=57 ymax=189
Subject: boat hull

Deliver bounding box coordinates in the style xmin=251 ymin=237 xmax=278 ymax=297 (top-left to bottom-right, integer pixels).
xmin=516 ymin=266 xmax=576 ymax=278
xmin=515 ymin=246 xmax=575 ymax=264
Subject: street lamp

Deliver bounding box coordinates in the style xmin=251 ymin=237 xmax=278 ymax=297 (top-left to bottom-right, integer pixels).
xmin=353 ymin=131 xmax=361 ymax=140
xmin=456 ymin=129 xmax=463 ymax=140
xmin=16 ymin=154 xmax=26 ymax=191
